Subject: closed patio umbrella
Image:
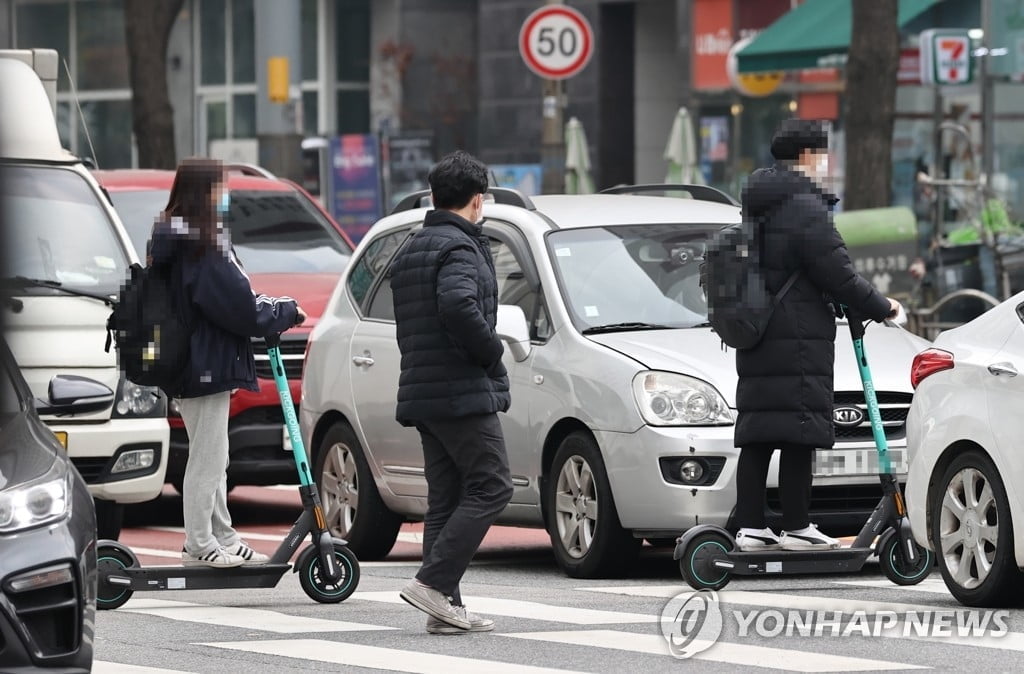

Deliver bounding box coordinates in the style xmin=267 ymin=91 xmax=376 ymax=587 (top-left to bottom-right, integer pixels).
xmin=565 ymin=116 xmax=595 ymax=195
xmin=664 ymin=106 xmax=704 ymax=185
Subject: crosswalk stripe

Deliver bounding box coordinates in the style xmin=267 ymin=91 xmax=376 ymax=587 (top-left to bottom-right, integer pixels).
xmin=832 ymin=577 xmax=951 ymax=594
xmin=122 ymin=546 xmax=185 ymax=560
xmin=202 ymin=638 xmax=588 ymax=673
xmin=578 ymin=585 xmax=952 ymax=613
xmin=503 ymin=629 xmax=926 ymax=671
xmin=93 ymin=663 xmax=193 ymax=673
xmin=120 ymin=598 xmax=394 ymax=633
xmin=353 ymin=590 xmax=658 ymax=624
xmin=577 ymin=585 xmax=1024 ymax=652
xmin=140 ymin=526 xmax=421 ymax=544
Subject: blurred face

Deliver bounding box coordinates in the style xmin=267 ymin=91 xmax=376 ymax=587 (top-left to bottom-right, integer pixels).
xmin=210 ymin=178 xmax=230 ymax=218
xmin=798 ymin=149 xmax=829 ymax=184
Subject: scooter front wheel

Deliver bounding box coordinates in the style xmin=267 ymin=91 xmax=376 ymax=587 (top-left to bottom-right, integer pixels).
xmin=97 ymin=541 xmax=138 ymax=610
xmin=298 ymin=542 xmax=360 ymax=603
xmin=878 ymin=533 xmax=933 ymax=586
xmin=679 ymin=531 xmax=733 ymax=591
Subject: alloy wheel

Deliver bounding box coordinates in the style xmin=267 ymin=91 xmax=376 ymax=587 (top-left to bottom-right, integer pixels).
xmin=321 ymin=441 xmax=359 ymax=535
xmin=554 ymin=455 xmax=599 ymax=559
xmin=939 ymin=467 xmax=999 ymax=590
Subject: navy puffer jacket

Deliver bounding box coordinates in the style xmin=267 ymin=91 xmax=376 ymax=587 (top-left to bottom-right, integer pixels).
xmin=148 ymin=217 xmax=299 ymax=398
xmin=390 ymin=209 xmax=510 ymax=426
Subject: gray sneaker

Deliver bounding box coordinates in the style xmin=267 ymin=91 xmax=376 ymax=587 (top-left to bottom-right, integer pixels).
xmin=399 ymin=580 xmax=471 ymax=630
xmin=426 ymin=607 xmax=495 ymax=635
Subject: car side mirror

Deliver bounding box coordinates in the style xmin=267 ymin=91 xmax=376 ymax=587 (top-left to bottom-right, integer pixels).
xmin=496 ymin=305 xmax=531 ymax=362
xmin=35 ymin=375 xmax=114 ymax=416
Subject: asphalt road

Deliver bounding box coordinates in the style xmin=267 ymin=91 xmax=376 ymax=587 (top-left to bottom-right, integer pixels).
xmin=90 ymin=487 xmax=1023 ymax=673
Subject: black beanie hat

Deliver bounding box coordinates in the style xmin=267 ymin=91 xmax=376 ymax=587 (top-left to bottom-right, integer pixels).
xmin=770 ymin=118 xmax=828 ymax=160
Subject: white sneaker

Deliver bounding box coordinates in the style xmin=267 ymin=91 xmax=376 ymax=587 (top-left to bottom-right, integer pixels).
xmin=227 ymin=541 xmax=270 ymax=565
xmin=779 ymin=524 xmax=841 ymax=550
xmin=735 ymin=527 xmax=780 ymax=551
xmin=181 ymin=546 xmax=245 ymax=568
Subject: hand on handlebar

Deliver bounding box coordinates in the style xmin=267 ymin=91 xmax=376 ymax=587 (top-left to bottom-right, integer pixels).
xmin=294 ymin=304 xmax=307 ymax=326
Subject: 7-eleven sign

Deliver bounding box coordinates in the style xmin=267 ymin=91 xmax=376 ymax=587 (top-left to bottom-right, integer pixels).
xmin=920 ymin=29 xmax=974 ymax=85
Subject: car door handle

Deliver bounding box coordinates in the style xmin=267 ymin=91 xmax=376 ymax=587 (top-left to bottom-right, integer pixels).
xmin=352 ymin=355 xmax=375 ymax=367
xmin=988 ymin=362 xmax=1018 ymax=377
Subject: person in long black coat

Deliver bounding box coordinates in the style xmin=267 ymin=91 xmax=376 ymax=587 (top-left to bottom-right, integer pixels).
xmin=732 ymin=119 xmax=899 ymax=552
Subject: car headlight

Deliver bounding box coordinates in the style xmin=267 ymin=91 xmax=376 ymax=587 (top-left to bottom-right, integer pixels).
xmin=632 ymin=371 xmax=734 ymax=426
xmin=0 ymin=461 xmax=70 ymax=533
xmin=113 ymin=378 xmax=167 ymax=418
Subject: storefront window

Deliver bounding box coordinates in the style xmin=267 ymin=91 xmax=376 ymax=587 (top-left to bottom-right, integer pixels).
xmin=336 ymin=0 xmax=370 ymax=82
xmin=303 ymin=90 xmax=318 ymax=135
xmin=337 ymin=89 xmax=369 ymax=134
xmin=232 ymin=0 xmax=255 ymax=84
xmin=76 ymin=0 xmax=129 ymax=90
xmin=81 ymin=99 xmax=132 ymax=168
xmin=233 ymin=93 xmax=256 ymax=137
xmin=302 ymin=0 xmax=318 ymax=81
xmin=207 ymin=101 xmax=227 ymax=141
xmin=14 ymin=2 xmax=70 ymax=91
xmin=201 ymin=0 xmax=227 ymax=85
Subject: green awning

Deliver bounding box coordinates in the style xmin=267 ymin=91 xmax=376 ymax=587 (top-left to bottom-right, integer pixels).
xmin=736 ymin=0 xmax=941 ymax=73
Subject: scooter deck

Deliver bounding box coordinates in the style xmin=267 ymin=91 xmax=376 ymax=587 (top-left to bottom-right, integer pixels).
xmin=108 ymin=563 xmax=291 ymax=591
xmin=712 ymin=547 xmax=871 ymax=576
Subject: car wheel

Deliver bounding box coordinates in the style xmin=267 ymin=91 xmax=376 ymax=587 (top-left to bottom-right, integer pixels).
xmin=94 ymin=498 xmax=124 ymax=540
xmin=931 ymin=451 xmax=1024 ymax=607
xmin=315 ymin=422 xmax=402 ymax=560
xmin=545 ymin=431 xmax=641 ymax=578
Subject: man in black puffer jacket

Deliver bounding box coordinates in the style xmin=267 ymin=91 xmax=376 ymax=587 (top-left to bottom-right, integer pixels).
xmin=391 ymin=151 xmax=513 ymax=635
xmin=732 ymin=119 xmax=899 ymax=554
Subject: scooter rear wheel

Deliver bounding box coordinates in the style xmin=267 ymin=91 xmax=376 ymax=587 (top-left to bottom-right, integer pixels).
xmin=679 ymin=531 xmax=733 ymax=591
xmin=97 ymin=542 xmax=138 ymax=610
xmin=298 ymin=543 xmax=360 ymax=603
xmin=879 ymin=533 xmax=933 ymax=586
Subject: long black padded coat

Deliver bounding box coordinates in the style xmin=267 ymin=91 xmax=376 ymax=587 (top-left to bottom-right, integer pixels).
xmin=734 ymin=165 xmax=891 ymax=449
xmin=390 ymin=209 xmax=510 ymax=426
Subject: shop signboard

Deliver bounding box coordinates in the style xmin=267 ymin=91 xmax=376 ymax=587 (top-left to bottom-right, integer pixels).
xmin=328 ymin=134 xmax=383 ymax=244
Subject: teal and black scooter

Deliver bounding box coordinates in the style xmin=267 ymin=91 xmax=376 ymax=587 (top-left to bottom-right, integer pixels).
xmin=96 ymin=335 xmax=359 ymax=609
xmin=675 ymin=307 xmax=934 ymax=590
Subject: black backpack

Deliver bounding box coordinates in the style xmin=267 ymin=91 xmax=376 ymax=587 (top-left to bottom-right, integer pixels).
xmin=105 ymin=261 xmax=191 ymax=390
xmin=700 ymin=220 xmax=799 ymax=350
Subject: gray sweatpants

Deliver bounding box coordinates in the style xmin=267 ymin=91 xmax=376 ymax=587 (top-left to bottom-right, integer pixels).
xmin=178 ymin=391 xmax=240 ymax=556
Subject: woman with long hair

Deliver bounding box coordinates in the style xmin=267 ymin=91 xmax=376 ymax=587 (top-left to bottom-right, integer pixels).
xmin=147 ymin=158 xmax=305 ymax=568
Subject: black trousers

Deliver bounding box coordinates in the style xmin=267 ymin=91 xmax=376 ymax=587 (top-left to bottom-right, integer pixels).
xmin=414 ymin=413 xmax=514 ymax=603
xmin=734 ymin=444 xmax=814 ymax=532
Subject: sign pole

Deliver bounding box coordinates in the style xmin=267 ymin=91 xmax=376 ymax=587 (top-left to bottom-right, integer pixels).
xmin=541 ymin=0 xmax=565 ymax=195
xmin=980 ymin=0 xmax=994 ymax=191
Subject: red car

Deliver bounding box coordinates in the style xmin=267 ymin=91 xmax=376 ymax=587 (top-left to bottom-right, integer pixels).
xmin=93 ymin=164 xmax=354 ymax=491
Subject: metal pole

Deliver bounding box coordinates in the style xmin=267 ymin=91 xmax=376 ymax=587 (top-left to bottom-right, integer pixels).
xmin=980 ymin=0 xmax=995 ymax=192
xmin=540 ymin=0 xmax=565 ymax=194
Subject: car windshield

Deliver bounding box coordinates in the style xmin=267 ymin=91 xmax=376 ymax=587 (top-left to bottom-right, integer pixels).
xmin=108 ymin=188 xmax=353 ymax=274
xmin=547 ymin=224 xmax=724 ymax=332
xmin=0 ymin=166 xmax=131 ymax=296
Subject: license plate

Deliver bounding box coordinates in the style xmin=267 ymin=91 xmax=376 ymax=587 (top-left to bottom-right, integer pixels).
xmin=53 ymin=431 xmax=68 ymax=449
xmin=282 ymin=425 xmax=293 ymax=452
xmin=814 ymin=448 xmax=907 ymax=476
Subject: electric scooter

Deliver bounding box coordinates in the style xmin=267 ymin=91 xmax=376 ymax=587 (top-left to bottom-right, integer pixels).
xmin=674 ymin=307 xmax=934 ymax=590
xmin=96 ymin=335 xmax=360 ymax=609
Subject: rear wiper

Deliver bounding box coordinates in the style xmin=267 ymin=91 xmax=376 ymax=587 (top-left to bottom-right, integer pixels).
xmin=2 ymin=276 xmax=116 ymax=306
xmin=691 ymin=322 xmax=713 ymax=328
xmin=582 ymin=322 xmax=671 ymax=335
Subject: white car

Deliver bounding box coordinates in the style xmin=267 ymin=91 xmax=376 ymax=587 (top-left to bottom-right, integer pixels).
xmin=905 ymin=290 xmax=1024 ymax=607
xmin=301 ymin=186 xmax=931 ymax=578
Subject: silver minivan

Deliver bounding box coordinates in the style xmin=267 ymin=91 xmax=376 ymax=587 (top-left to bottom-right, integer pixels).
xmin=300 ymin=188 xmax=931 ymax=578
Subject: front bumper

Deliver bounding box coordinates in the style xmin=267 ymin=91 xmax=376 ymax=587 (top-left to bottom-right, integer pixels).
xmin=0 ymin=481 xmax=96 ymax=672
xmin=50 ymin=417 xmax=169 ymax=504
xmin=596 ymin=424 xmax=909 ymax=537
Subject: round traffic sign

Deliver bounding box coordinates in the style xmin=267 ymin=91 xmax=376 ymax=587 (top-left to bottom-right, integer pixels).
xmin=519 ymin=5 xmax=594 ymax=80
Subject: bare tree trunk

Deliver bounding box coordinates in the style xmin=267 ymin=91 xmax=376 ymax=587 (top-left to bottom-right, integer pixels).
xmin=843 ymin=0 xmax=899 ymax=211
xmin=124 ymin=0 xmax=185 ymax=169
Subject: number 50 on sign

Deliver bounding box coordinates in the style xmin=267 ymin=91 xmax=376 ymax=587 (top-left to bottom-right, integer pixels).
xmin=519 ymin=5 xmax=594 ymax=80
xmin=919 ymin=29 xmax=974 ymax=85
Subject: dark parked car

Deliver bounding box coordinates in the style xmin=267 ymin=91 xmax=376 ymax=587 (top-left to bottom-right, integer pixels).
xmin=0 ymin=331 xmax=99 ymax=672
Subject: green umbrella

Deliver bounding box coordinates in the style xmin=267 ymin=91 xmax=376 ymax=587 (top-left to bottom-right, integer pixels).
xmin=565 ymin=116 xmax=595 ymax=194
xmin=664 ymin=106 xmax=705 ymax=185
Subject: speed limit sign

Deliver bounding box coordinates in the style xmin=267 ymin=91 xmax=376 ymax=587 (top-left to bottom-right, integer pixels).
xmin=519 ymin=5 xmax=594 ymax=80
